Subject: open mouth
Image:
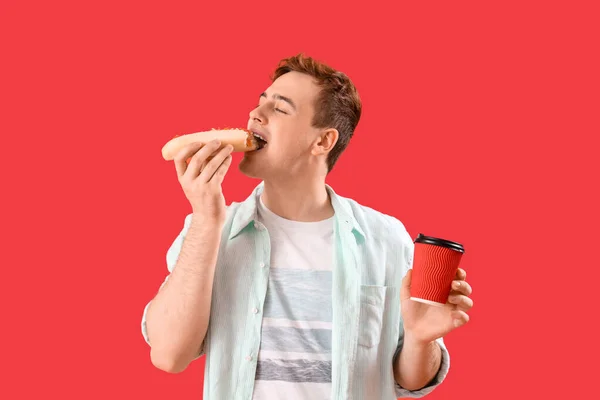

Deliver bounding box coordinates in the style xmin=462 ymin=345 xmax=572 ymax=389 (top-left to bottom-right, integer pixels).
xmin=252 ymin=131 xmax=268 ymax=150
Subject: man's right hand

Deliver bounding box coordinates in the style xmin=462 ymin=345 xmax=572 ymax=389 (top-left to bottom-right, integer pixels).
xmin=174 ymin=139 xmax=234 ymax=225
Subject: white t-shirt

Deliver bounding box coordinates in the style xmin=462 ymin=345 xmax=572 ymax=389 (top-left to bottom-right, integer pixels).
xmin=252 ymin=196 xmax=335 ymax=400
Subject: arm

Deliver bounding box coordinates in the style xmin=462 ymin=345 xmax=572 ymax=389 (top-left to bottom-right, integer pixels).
xmin=393 ymin=334 xmax=442 ymax=390
xmin=392 ymin=226 xmax=473 ymax=397
xmin=392 ymin=228 xmax=451 ymax=397
xmin=143 ymin=139 xmax=235 ymax=374
xmin=144 ymin=214 xmax=222 ymax=373
xmin=392 ymin=327 xmax=450 ymax=399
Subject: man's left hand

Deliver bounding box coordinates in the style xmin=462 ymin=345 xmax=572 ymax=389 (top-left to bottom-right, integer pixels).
xmin=400 ymin=267 xmax=473 ymax=345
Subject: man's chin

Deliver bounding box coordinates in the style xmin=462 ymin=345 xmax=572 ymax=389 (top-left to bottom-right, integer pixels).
xmin=238 ymin=158 xmax=262 ymax=179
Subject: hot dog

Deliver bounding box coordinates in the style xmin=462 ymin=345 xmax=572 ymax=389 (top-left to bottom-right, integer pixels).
xmin=161 ymin=128 xmax=266 ymax=161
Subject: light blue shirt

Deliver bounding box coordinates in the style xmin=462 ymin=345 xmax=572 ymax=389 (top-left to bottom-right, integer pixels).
xmin=142 ymin=182 xmax=450 ymax=399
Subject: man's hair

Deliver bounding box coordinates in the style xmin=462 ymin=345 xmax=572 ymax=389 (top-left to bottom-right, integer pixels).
xmin=271 ymin=54 xmax=362 ymax=172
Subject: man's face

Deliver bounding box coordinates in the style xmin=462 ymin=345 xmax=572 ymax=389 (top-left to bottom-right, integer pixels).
xmin=239 ymin=71 xmax=326 ymax=180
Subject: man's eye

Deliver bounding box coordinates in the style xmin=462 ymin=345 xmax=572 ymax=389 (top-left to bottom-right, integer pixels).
xmin=275 ymin=108 xmax=287 ymax=114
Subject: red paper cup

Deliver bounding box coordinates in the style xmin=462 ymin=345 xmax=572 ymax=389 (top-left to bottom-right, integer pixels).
xmin=410 ymin=234 xmax=465 ymax=307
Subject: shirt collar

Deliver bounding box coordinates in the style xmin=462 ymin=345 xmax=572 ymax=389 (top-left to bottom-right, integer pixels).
xmin=228 ymin=181 xmax=366 ymax=240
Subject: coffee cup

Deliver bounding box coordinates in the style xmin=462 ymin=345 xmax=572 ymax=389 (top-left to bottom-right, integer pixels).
xmin=409 ymin=234 xmax=465 ymax=306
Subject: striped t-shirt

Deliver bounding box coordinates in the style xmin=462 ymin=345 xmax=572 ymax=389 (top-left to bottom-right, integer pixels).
xmin=252 ymin=196 xmax=334 ymax=400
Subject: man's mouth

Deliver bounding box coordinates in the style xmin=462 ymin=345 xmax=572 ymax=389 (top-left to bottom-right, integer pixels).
xmin=252 ymin=131 xmax=268 ymax=150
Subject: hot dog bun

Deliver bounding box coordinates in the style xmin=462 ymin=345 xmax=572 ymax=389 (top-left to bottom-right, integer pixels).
xmin=161 ymin=128 xmax=259 ymax=160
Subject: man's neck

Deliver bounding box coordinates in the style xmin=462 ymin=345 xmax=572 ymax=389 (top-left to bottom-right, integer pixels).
xmin=261 ymin=175 xmax=334 ymax=222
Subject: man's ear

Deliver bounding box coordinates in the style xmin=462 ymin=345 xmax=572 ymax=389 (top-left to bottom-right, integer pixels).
xmin=312 ymin=128 xmax=339 ymax=156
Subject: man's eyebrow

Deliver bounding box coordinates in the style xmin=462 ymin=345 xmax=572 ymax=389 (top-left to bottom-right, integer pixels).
xmin=260 ymin=92 xmax=297 ymax=110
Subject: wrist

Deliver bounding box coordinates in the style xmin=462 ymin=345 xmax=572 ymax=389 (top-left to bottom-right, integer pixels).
xmin=403 ymin=331 xmax=436 ymax=351
xmin=190 ymin=213 xmax=224 ymax=231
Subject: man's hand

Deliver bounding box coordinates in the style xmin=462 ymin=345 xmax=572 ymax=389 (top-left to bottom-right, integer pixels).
xmin=400 ymin=267 xmax=474 ymax=345
xmin=394 ymin=267 xmax=473 ymax=390
xmin=174 ymin=139 xmax=234 ymax=225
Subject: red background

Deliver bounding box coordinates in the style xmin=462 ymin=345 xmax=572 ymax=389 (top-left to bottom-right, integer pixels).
xmin=1 ymin=1 xmax=598 ymax=399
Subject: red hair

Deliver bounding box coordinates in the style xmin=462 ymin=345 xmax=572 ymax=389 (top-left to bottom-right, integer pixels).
xmin=272 ymin=54 xmax=362 ymax=172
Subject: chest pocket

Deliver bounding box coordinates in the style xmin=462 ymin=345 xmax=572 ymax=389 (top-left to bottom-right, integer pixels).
xmin=357 ymin=285 xmax=387 ymax=348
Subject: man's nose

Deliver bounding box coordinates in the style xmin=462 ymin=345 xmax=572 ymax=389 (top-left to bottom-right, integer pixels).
xmin=249 ymin=105 xmax=266 ymax=124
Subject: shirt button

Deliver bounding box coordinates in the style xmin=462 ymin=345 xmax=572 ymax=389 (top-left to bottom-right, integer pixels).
xmin=254 ymin=222 xmax=262 ymax=230
xmin=252 ymin=307 xmax=259 ymax=314
xmin=259 ymin=262 xmax=265 ymax=268
xmin=246 ymin=355 xmax=252 ymax=361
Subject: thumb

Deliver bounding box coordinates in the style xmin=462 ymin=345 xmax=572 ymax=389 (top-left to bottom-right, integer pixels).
xmin=400 ymin=269 xmax=412 ymax=301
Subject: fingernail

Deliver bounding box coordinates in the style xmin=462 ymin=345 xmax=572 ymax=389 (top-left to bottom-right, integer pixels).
xmin=453 ymin=319 xmax=462 ymax=328
xmin=453 ymin=281 xmax=460 ymax=289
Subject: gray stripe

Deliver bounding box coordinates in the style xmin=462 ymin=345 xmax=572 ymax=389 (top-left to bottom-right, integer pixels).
xmin=263 ymin=269 xmax=332 ymax=322
xmin=260 ymin=326 xmax=331 ymax=353
xmin=256 ymin=359 xmax=332 ymax=383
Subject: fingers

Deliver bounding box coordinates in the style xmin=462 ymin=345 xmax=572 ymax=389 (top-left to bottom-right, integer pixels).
xmin=199 ymin=155 xmax=214 ymax=173
xmin=185 ymin=140 xmax=223 ymax=179
xmin=448 ymin=293 xmax=473 ymax=311
xmin=451 ymin=310 xmax=470 ymax=328
xmin=174 ymin=140 xmax=222 ymax=179
xmin=174 ymin=142 xmax=206 ymax=178
xmin=455 ymin=267 xmax=467 ymax=281
xmin=451 ymin=279 xmax=472 ymax=296
xmin=199 ymin=145 xmax=234 ymax=183
xmin=211 ymin=153 xmax=233 ymax=186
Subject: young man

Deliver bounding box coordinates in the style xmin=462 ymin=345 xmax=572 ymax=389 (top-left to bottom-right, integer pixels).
xmin=141 ymin=54 xmax=474 ymax=400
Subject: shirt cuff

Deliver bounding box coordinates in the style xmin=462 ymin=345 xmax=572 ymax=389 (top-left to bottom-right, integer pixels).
xmin=394 ymin=337 xmax=450 ymax=398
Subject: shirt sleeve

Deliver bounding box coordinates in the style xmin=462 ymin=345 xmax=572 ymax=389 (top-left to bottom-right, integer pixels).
xmin=393 ymin=235 xmax=451 ymax=398
xmin=140 ymin=213 xmax=205 ymax=359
